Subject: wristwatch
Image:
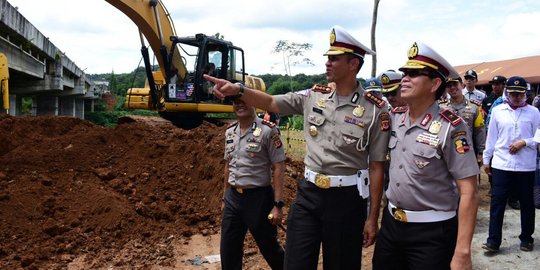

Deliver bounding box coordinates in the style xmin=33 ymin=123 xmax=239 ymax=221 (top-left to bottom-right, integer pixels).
xmin=235 ymin=82 xmax=245 ymax=96
xmin=274 ymin=200 xmax=285 ymax=209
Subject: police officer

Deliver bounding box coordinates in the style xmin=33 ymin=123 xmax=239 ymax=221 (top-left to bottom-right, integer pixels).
xmin=482 ymin=75 xmax=507 ymax=116
xmin=221 ymin=98 xmax=286 ymax=270
xmin=207 ymin=25 xmax=390 ymax=270
xmin=482 ymin=76 xmax=540 ymax=253
xmin=463 ymin=69 xmax=486 ymax=103
xmin=442 ymin=76 xmax=486 ymax=161
xmin=378 ymin=70 xmax=407 ymax=109
xmin=373 ymin=42 xmax=480 ymax=270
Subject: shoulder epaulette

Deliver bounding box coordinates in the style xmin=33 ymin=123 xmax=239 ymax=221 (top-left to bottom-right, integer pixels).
xmin=261 ymin=119 xmax=276 ymax=128
xmin=365 ymin=92 xmax=385 ymax=108
xmin=391 ymin=106 xmax=409 ymax=113
xmin=311 ymin=84 xmax=332 ymax=94
xmin=227 ymin=121 xmax=239 ymax=129
xmin=439 ymin=109 xmax=463 ymax=126
xmin=469 ymin=99 xmax=482 ymax=107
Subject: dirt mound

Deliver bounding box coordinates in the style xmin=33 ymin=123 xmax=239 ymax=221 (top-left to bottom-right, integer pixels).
xmin=0 ymin=114 xmax=303 ymax=269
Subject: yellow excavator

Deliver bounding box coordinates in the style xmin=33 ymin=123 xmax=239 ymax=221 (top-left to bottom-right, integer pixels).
xmin=105 ymin=0 xmax=265 ymax=129
xmin=0 ymin=53 xmax=8 ymax=114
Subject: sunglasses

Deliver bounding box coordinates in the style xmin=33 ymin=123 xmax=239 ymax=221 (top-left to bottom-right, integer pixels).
xmin=402 ymin=69 xmax=436 ymax=78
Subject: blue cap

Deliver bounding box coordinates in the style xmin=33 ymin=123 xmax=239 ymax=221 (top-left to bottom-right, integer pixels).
xmin=505 ymin=76 xmax=528 ymax=93
xmin=364 ymin=78 xmax=384 ymax=95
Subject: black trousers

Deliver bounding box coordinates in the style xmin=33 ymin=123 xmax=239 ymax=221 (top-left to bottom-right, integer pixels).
xmin=487 ymin=168 xmax=535 ymax=247
xmin=221 ymin=186 xmax=284 ymax=270
xmin=284 ymin=179 xmax=367 ymax=270
xmin=373 ymin=208 xmax=457 ymax=270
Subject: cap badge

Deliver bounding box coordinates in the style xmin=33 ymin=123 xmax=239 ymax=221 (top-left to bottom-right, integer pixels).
xmin=514 ymin=80 xmax=520 ymax=85
xmin=408 ymin=42 xmax=419 ymax=59
xmin=330 ymin=28 xmax=336 ymax=45
xmin=381 ymin=74 xmax=390 ymax=84
xmin=353 ymin=105 xmax=365 ymax=118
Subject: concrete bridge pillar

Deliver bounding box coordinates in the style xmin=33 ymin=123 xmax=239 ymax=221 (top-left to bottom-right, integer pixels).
xmin=34 ymin=95 xmax=58 ymax=116
xmin=75 ymin=99 xmax=85 ymax=119
xmin=59 ymin=96 xmax=75 ymax=117
xmin=8 ymin=94 xmax=19 ymax=115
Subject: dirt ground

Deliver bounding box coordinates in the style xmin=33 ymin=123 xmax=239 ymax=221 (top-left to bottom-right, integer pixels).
xmin=0 ymin=114 xmax=538 ymax=270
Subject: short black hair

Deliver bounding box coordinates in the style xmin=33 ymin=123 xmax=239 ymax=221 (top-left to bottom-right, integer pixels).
xmin=345 ymin=53 xmax=364 ymax=74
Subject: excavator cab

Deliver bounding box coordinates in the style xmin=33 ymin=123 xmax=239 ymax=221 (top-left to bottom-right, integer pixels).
xmin=165 ymin=34 xmax=245 ymax=104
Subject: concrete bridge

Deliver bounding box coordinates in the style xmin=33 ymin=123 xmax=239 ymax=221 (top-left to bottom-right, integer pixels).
xmin=0 ymin=0 xmax=101 ymax=118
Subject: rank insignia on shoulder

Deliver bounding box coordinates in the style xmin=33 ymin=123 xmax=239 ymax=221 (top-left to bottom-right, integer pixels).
xmin=391 ymin=106 xmax=409 ymax=113
xmin=311 ymin=84 xmax=333 ymax=94
xmin=469 ymin=99 xmax=482 ymax=106
xmin=365 ymin=92 xmax=385 ymax=108
xmin=439 ymin=109 xmax=462 ymax=126
xmin=261 ymin=119 xmax=276 ymax=128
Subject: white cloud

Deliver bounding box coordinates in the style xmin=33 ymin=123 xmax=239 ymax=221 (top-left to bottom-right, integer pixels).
xmin=6 ymin=0 xmax=540 ymax=80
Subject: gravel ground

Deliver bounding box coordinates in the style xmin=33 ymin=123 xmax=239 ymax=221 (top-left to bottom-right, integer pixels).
xmin=472 ymin=173 xmax=540 ymax=270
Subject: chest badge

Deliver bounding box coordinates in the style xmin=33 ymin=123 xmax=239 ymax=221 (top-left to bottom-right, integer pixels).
xmin=428 ymin=121 xmax=442 ymax=134
xmin=414 ymin=160 xmax=430 ymax=169
xmin=316 ymin=98 xmax=326 ymax=108
xmin=353 ymin=105 xmax=365 ymax=118
xmin=309 ymin=125 xmax=318 ymax=137
xmin=253 ymin=127 xmax=262 ymax=137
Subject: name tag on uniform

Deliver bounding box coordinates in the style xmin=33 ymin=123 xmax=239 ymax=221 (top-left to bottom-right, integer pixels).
xmin=226 ymin=139 xmax=233 ymax=144
xmin=416 ymin=132 xmax=439 ymax=147
xmin=312 ymin=107 xmax=323 ymax=114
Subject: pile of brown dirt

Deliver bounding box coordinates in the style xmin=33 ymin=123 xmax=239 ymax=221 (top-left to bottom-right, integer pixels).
xmin=0 ymin=114 xmax=304 ymax=269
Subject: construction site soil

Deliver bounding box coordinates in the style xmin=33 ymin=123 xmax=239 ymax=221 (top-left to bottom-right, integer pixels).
xmin=2 ymin=114 xmax=536 ymax=270
xmin=0 ymin=114 xmax=304 ymax=269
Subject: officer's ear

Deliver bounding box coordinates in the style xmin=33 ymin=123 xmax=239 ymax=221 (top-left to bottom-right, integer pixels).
xmin=430 ymin=77 xmax=443 ymax=94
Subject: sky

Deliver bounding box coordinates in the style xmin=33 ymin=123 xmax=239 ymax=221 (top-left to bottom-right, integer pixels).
xmin=7 ymin=0 xmax=540 ymax=80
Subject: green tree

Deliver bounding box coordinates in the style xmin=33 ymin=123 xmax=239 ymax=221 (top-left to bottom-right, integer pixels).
xmin=272 ymin=40 xmax=314 ymax=91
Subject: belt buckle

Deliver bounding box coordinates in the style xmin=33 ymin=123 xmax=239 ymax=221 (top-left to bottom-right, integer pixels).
xmin=235 ymin=187 xmax=243 ymax=194
xmin=314 ymin=174 xmax=331 ymax=189
xmin=392 ymin=208 xmax=408 ymax=222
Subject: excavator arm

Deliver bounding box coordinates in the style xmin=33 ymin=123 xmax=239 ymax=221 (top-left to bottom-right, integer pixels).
xmin=0 ymin=53 xmax=8 ymax=113
xmin=104 ymin=0 xmax=185 ymax=83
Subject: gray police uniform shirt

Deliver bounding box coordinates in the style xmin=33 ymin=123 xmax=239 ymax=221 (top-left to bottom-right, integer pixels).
xmin=462 ymin=88 xmax=486 ymax=103
xmin=386 ymin=103 xmax=480 ymax=212
xmin=439 ymin=99 xmax=486 ymax=153
xmin=274 ymin=84 xmax=390 ymax=176
xmin=224 ymin=117 xmax=286 ymax=188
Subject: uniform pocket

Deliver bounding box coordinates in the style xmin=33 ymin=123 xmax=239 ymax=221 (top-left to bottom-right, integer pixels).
xmin=412 ymin=145 xmax=440 ymax=160
xmin=337 ymin=125 xmax=365 ymax=153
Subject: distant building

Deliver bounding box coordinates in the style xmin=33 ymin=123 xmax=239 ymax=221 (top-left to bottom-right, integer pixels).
xmin=454 ymin=55 xmax=540 ymax=95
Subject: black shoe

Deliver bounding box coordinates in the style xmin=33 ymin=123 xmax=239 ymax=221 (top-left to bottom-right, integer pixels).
xmin=508 ymin=201 xmax=520 ymax=210
xmin=520 ymin=242 xmax=533 ymax=251
xmin=482 ymin=243 xmax=499 ymax=252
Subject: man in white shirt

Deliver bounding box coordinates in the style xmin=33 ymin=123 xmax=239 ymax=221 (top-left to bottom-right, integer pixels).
xmin=482 ymin=76 xmax=540 ymax=253
xmin=462 ymin=69 xmax=486 ymax=104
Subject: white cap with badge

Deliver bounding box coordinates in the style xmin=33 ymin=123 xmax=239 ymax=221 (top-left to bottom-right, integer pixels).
xmin=324 ymin=25 xmax=375 ymax=59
